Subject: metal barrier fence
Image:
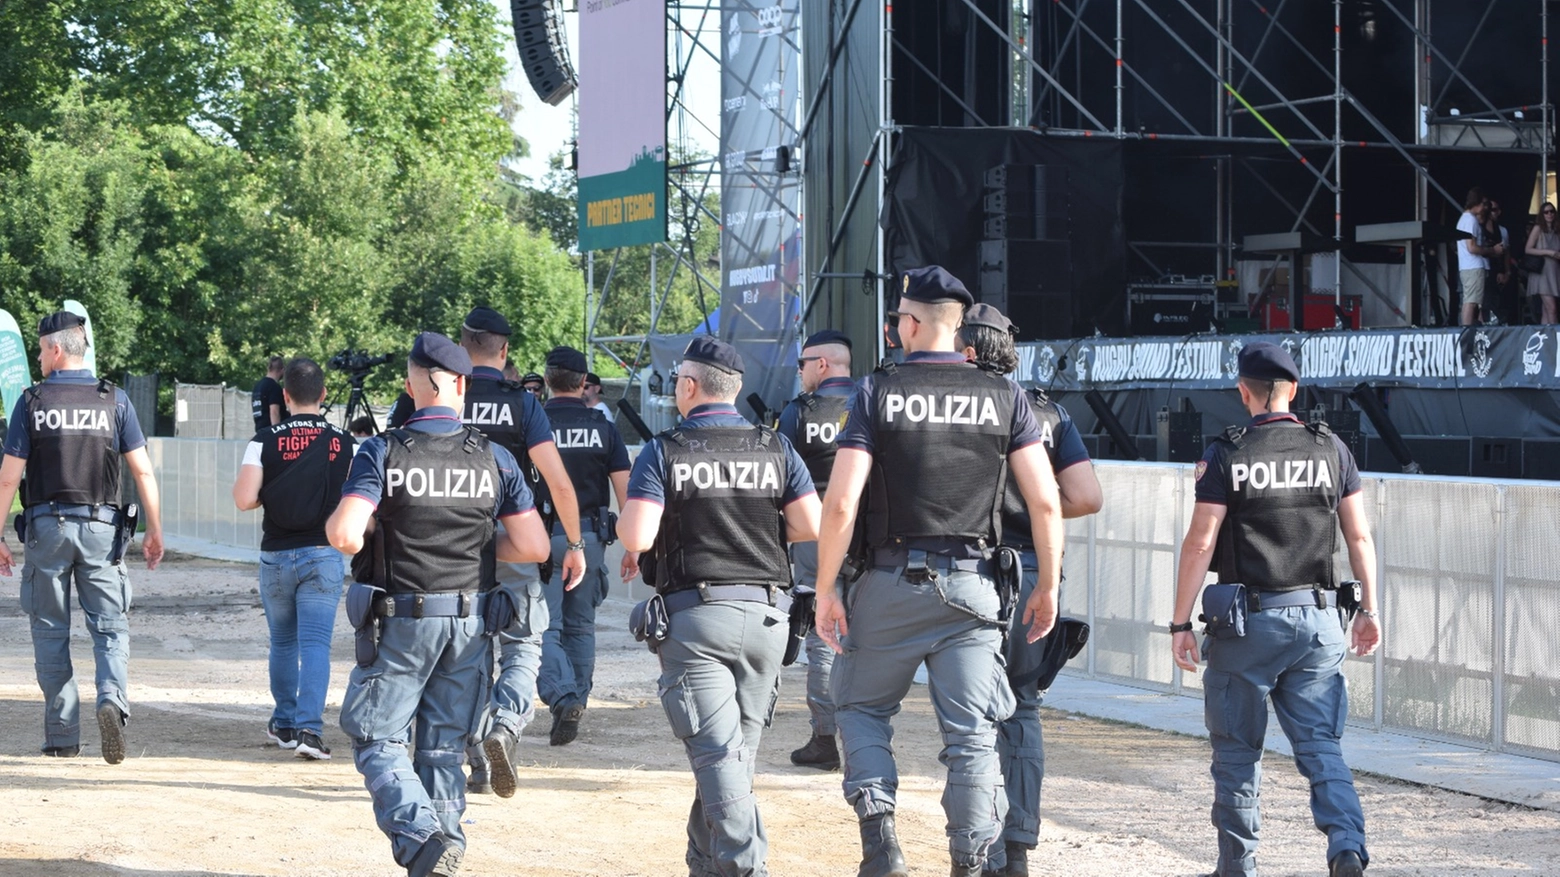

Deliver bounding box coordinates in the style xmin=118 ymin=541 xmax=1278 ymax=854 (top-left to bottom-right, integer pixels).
xmin=1063 ymin=462 xmax=1560 ymax=763
xmin=173 ymin=383 xmax=225 ymax=438
xmin=141 ymin=440 xmax=1560 ymax=762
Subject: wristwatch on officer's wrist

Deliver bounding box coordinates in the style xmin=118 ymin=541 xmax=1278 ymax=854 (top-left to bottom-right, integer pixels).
xmin=566 ymin=539 xmax=586 ymax=552
xmin=1358 ymin=609 xmax=1377 ymax=619
xmin=1168 ymin=621 xmax=1194 ymax=634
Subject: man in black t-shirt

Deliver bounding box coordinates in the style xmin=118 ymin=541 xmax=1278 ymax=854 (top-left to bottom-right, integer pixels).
xmin=233 ymin=357 xmax=353 ymax=760
xmin=252 ymin=356 xmax=289 ymax=430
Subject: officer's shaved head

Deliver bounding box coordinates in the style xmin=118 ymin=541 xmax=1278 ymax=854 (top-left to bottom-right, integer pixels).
xmin=806 ymin=342 xmax=851 ymax=370
xmin=459 ymin=327 xmax=508 ymax=362
xmin=42 ymin=327 xmax=87 ymax=360
xmin=681 ymin=361 xmax=742 ymax=402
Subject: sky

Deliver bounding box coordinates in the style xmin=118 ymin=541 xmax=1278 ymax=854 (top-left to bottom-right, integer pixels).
xmin=496 ymin=2 xmax=720 ymax=186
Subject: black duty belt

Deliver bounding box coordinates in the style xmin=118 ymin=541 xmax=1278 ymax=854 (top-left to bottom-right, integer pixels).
xmin=871 ymin=546 xmax=994 ymax=582
xmin=661 ymin=584 xmax=793 ymax=615
xmin=24 ymin=503 xmax=121 ymax=525
xmin=376 ymin=591 xmax=486 ymax=619
xmin=1248 ymin=588 xmax=1337 ymax=611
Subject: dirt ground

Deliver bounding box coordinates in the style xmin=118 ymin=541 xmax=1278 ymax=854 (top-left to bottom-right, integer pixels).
xmin=2 ymin=552 xmax=1558 ymax=877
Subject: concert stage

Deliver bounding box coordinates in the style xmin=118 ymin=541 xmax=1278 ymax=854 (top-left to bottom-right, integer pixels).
xmin=1019 ymin=325 xmax=1560 ymax=480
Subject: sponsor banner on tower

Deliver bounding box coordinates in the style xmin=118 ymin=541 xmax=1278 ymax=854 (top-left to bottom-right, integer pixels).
xmin=1015 ymin=326 xmax=1560 ymax=391
xmin=719 ymin=0 xmax=802 ymax=416
xmin=577 ymin=0 xmax=667 ymax=251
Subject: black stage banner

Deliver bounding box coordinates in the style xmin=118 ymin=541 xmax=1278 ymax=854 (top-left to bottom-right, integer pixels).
xmin=1017 ymin=326 xmax=1560 ymax=391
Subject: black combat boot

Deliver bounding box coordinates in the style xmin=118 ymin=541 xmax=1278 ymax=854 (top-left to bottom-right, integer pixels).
xmin=1329 ymin=850 xmax=1365 ymax=877
xmin=790 ymin=733 xmax=841 ymax=770
xmin=1000 ymin=843 xmax=1029 ymax=877
xmin=465 ymin=744 xmax=493 ymax=795
xmin=857 ymin=813 xmax=909 ymax=877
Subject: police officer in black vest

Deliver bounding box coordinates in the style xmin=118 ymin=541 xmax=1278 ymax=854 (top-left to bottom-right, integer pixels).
xmin=777 ymin=328 xmax=855 ymax=770
xmin=957 ymin=304 xmax=1102 ymax=877
xmin=619 ymin=336 xmax=821 ymax=877
xmin=812 ymin=267 xmax=1066 ymax=877
xmin=533 ymin=345 xmax=635 ymax=746
xmin=0 ymin=311 xmax=165 ymax=764
xmin=328 ymin=332 xmax=551 ymax=877
xmin=1170 ymin=342 xmax=1380 ymax=877
xmin=450 ymin=307 xmax=586 ymax=798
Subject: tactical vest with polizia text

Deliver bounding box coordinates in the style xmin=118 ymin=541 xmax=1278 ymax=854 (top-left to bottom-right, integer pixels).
xmin=372 ymin=427 xmax=499 ymax=595
xmin=1000 ymin=387 xmax=1066 ymax=551
xmin=1214 ymin=421 xmax=1341 ymax=591
xmin=546 ymin=403 xmax=615 ymax=515
xmin=792 ymin=391 xmax=850 ymax=493
xmin=24 ymin=380 xmax=120 ymax=507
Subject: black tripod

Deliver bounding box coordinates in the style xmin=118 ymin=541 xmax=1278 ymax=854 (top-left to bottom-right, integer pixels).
xmin=327 ymin=371 xmax=379 ymax=435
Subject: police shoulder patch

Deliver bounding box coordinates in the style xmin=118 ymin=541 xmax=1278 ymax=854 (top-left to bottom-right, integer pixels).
xmin=1194 ymin=460 xmax=1208 ymax=481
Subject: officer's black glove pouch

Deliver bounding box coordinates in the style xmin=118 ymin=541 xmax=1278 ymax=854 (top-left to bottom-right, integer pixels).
xmin=1199 ymin=583 xmax=1248 ymax=640
xmin=538 ymin=557 xmax=555 ymax=585
xmin=600 ymin=507 xmax=618 ymax=545
xmin=482 ymin=587 xmax=518 ymax=638
xmin=1336 ymin=579 xmax=1363 ymax=620
xmin=993 ymin=547 xmax=1023 ymax=630
xmin=1013 ymin=617 xmax=1092 ymax=691
xmin=629 ymin=593 xmax=670 ymax=653
xmin=13 ymin=513 xmax=25 ymax=544
xmin=783 ymin=591 xmax=816 ymax=666
xmin=346 ymin=581 xmax=387 ymax=668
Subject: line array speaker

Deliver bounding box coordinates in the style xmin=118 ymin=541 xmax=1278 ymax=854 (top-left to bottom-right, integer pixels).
xmin=511 ymin=0 xmax=577 ymax=107
xmin=977 ymin=239 xmax=1074 ymax=341
xmin=982 ymin=165 xmax=1069 ymax=241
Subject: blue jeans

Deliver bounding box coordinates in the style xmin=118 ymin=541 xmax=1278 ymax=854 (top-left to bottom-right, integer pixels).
xmin=539 ymin=530 xmax=610 ymax=713
xmin=832 ymin=566 xmax=1014 ymax=869
xmin=1203 ymin=604 xmax=1369 ymax=876
xmin=657 ymin=600 xmax=788 ymax=877
xmin=340 ymin=613 xmax=490 ymax=866
xmin=258 ymin=546 xmax=345 ymax=734
xmin=19 ymin=515 xmax=131 ymax=750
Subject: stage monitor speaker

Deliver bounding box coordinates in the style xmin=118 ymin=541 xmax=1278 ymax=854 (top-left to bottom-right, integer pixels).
xmin=1156 ymin=407 xmax=1205 ymax=463
xmin=978 ymin=239 xmax=1074 ymax=340
xmin=511 ymin=0 xmax=576 ymax=106
xmin=1522 ymin=439 xmax=1560 ymax=480
xmin=1364 ymin=436 xmax=1470 ymax=477
xmin=1471 ymin=437 xmax=1519 ymax=479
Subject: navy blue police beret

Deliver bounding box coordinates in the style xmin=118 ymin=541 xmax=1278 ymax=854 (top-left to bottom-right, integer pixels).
xmin=38 ymin=311 xmax=86 ymax=337
xmin=682 ymin=335 xmax=745 ymax=375
xmin=899 ymin=266 xmax=974 ymax=307
xmin=803 ymin=329 xmax=853 ymax=350
xmin=545 ymin=345 xmax=588 ymax=374
xmin=409 ymin=332 xmax=473 ymax=377
xmin=1237 ymin=341 xmax=1300 ymax=383
xmin=462 ymin=306 xmax=512 ymax=336
xmin=963 ymin=303 xmax=1014 ymax=334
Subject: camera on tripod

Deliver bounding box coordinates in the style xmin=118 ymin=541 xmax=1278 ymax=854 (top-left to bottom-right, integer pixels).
xmin=327 ymin=349 xmax=393 ymax=382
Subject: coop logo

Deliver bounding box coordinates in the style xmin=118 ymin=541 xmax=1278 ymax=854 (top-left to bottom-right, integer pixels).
xmin=727 ymin=14 xmax=742 ymax=55
xmin=1524 ymin=331 xmax=1546 ymax=376
xmin=757 ymin=4 xmax=783 ymax=35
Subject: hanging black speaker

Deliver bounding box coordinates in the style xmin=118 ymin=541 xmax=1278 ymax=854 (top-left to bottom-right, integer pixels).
xmin=511 ymin=0 xmax=577 ymax=106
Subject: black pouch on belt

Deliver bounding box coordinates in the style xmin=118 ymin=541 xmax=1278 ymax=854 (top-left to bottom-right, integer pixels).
xmin=600 ymin=507 xmax=618 ymax=545
xmin=629 ymin=593 xmax=670 ymax=653
xmin=1336 ymin=579 xmax=1362 ymax=620
xmin=482 ymin=587 xmax=517 ymax=638
xmin=13 ymin=513 xmax=25 ymax=543
xmin=346 ymin=581 xmax=387 ymax=667
xmin=109 ymin=503 xmax=138 ymax=564
xmin=1199 ymin=583 xmax=1249 ymax=639
xmin=783 ymin=591 xmax=816 ymax=666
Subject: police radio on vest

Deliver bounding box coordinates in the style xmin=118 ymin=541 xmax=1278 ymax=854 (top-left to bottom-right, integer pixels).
xmin=671 ymin=460 xmax=782 ymax=492
xmin=553 ymin=427 xmax=604 ymax=449
xmin=883 ymin=393 xmax=1000 ymax=425
xmin=385 ymin=467 xmax=497 ymax=498
xmin=804 ymin=421 xmax=838 ymax=443
xmin=464 ymin=401 xmax=514 ymax=426
xmin=34 ymin=408 xmax=112 ymax=432
xmin=1230 ymin=459 xmax=1334 ymax=492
